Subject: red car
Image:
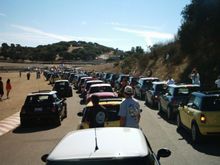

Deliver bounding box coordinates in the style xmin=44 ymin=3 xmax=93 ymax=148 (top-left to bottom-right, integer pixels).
xmin=86 ymin=83 xmax=118 ymax=103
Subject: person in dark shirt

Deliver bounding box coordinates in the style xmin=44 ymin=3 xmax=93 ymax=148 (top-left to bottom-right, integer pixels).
xmin=86 ymin=95 xmax=107 ymax=128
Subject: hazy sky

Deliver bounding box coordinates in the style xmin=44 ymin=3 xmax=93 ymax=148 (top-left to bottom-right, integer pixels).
xmin=0 ymin=0 xmax=191 ymax=51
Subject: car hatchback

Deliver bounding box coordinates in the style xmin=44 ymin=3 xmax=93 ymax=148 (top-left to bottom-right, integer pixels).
xmin=42 ymin=127 xmax=171 ymax=165
xmin=177 ymin=90 xmax=220 ymax=143
xmin=77 ymin=98 xmax=123 ymax=129
xmin=20 ymin=90 xmax=67 ymax=126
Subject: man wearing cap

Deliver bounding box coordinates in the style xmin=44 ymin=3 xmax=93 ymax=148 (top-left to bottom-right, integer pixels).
xmin=118 ymin=85 xmax=141 ymax=128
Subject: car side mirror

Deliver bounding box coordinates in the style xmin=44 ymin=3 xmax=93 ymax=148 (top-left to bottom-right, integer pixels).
xmin=187 ymin=102 xmax=193 ymax=107
xmin=157 ymin=148 xmax=171 ymax=160
xmin=41 ymin=154 xmax=49 ymax=162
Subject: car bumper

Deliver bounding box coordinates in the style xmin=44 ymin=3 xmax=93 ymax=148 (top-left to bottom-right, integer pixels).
xmin=198 ymin=125 xmax=220 ymax=136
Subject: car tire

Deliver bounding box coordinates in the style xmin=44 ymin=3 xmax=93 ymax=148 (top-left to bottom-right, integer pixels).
xmin=158 ymin=102 xmax=162 ymax=113
xmin=55 ymin=115 xmax=61 ymax=126
xmin=167 ymin=106 xmax=173 ymax=120
xmin=191 ymin=123 xmax=201 ymax=144
xmin=176 ymin=114 xmax=182 ymax=130
xmin=145 ymin=96 xmax=148 ymax=106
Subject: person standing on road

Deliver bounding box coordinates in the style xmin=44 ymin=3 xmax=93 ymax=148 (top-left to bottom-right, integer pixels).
xmin=118 ymin=85 xmax=141 ymax=128
xmin=189 ymin=68 xmax=200 ymax=85
xmin=215 ymin=75 xmax=220 ymax=89
xmin=86 ymin=95 xmax=107 ymax=128
xmin=6 ymin=79 xmax=12 ymax=99
xmin=0 ymin=77 xmax=4 ymax=101
xmin=166 ymin=75 xmax=175 ymax=85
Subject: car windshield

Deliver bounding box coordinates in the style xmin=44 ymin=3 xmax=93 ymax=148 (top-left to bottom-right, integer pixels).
xmin=175 ymin=87 xmax=199 ymax=96
xmin=47 ymin=155 xmax=155 ymax=165
xmin=202 ymin=96 xmax=220 ymax=111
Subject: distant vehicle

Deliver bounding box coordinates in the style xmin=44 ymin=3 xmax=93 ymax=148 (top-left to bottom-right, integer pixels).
xmin=41 ymin=127 xmax=171 ymax=165
xmin=81 ymin=79 xmax=104 ymax=100
xmin=128 ymin=76 xmax=139 ymax=89
xmin=145 ymin=81 xmax=167 ymax=107
xmin=77 ymin=98 xmax=123 ymax=129
xmin=20 ymin=90 xmax=67 ymax=126
xmin=48 ymin=73 xmax=60 ymax=84
xmin=177 ymin=90 xmax=220 ymax=144
xmin=114 ymin=74 xmax=130 ymax=91
xmin=86 ymin=83 xmax=118 ymax=103
xmin=158 ymin=84 xmax=200 ymax=120
xmin=52 ymin=80 xmax=72 ymax=98
xmin=134 ymin=77 xmax=160 ymax=100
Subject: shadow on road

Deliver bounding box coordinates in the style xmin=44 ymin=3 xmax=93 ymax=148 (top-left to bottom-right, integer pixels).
xmin=13 ymin=124 xmax=58 ymax=134
xmin=177 ymin=128 xmax=220 ymax=156
xmin=157 ymin=111 xmax=177 ymax=125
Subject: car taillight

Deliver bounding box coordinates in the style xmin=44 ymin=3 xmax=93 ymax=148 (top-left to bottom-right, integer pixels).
xmin=200 ymin=114 xmax=206 ymax=123
xmin=51 ymin=104 xmax=56 ymax=112
xmin=20 ymin=106 xmax=26 ymax=114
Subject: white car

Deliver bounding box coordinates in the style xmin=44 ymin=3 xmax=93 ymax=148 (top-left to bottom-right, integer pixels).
xmin=42 ymin=127 xmax=171 ymax=164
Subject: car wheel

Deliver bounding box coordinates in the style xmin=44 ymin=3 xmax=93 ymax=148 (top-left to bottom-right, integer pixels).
xmin=176 ymin=114 xmax=182 ymax=130
xmin=64 ymin=106 xmax=67 ymax=118
xmin=55 ymin=115 xmax=61 ymax=126
xmin=145 ymin=96 xmax=148 ymax=105
xmin=158 ymin=102 xmax=162 ymax=113
xmin=191 ymin=123 xmax=201 ymax=144
xmin=167 ymin=106 xmax=173 ymax=120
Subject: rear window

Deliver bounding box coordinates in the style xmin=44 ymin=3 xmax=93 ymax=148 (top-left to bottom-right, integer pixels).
xmin=25 ymin=95 xmax=51 ymax=105
xmin=202 ymin=96 xmax=220 ymax=111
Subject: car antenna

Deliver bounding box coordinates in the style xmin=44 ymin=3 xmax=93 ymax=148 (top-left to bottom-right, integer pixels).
xmin=94 ymin=127 xmax=99 ymax=152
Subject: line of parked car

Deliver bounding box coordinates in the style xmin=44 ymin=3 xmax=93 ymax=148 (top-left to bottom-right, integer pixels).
xmin=39 ymin=68 xmax=172 ymax=164
xmin=20 ymin=68 xmax=220 ymax=164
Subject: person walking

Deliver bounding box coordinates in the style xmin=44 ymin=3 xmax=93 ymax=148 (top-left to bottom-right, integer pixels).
xmin=27 ymin=72 xmax=31 ymax=80
xmin=6 ymin=79 xmax=12 ymax=99
xmin=189 ymin=68 xmax=200 ymax=85
xmin=215 ymin=75 xmax=220 ymax=89
xmin=0 ymin=77 xmax=4 ymax=101
xmin=118 ymin=85 xmax=141 ymax=128
xmin=86 ymin=95 xmax=107 ymax=128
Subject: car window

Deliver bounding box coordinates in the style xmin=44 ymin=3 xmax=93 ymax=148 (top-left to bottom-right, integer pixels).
xmin=202 ymin=96 xmax=220 ymax=111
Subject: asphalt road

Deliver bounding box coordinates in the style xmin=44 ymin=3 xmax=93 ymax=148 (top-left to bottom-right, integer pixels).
xmin=0 ymin=88 xmax=220 ymax=165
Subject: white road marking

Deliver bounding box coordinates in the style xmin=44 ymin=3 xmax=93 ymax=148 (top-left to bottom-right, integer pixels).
xmin=0 ymin=112 xmax=20 ymax=136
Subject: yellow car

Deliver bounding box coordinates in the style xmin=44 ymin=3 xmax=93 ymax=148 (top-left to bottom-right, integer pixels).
xmin=77 ymin=98 xmax=123 ymax=129
xmin=177 ymin=91 xmax=220 ymax=144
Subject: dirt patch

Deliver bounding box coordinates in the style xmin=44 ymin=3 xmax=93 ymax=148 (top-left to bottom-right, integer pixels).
xmin=0 ymin=71 xmax=51 ymax=120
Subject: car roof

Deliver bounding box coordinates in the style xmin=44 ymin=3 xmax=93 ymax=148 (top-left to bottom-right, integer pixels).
xmin=152 ymin=81 xmax=166 ymax=85
xmin=47 ymin=127 xmax=149 ymax=162
xmin=139 ymin=77 xmax=159 ymax=80
xmin=168 ymin=84 xmax=200 ymax=88
xmin=87 ymin=97 xmax=123 ymax=107
xmin=55 ymin=80 xmax=69 ymax=83
xmin=86 ymin=80 xmax=103 ymax=83
xmin=192 ymin=90 xmax=220 ymax=97
xmin=27 ymin=90 xmax=56 ymax=96
xmin=90 ymin=83 xmax=111 ymax=87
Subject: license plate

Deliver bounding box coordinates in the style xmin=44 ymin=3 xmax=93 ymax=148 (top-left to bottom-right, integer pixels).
xmin=34 ymin=107 xmax=43 ymax=112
